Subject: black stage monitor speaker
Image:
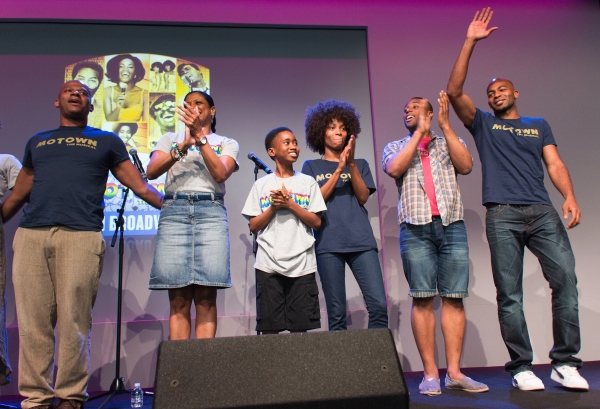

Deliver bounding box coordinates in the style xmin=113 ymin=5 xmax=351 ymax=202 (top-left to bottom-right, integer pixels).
xmin=153 ymin=328 xmax=409 ymax=409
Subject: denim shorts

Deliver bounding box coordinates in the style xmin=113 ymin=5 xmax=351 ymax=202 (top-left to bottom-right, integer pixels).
xmin=149 ymin=196 xmax=231 ymax=289
xmin=399 ymin=218 xmax=469 ymax=298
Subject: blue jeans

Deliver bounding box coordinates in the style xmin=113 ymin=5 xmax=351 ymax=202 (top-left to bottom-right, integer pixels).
xmin=486 ymin=204 xmax=582 ymax=375
xmin=316 ymin=250 xmax=388 ymax=331
xmin=399 ymin=219 xmax=469 ymax=298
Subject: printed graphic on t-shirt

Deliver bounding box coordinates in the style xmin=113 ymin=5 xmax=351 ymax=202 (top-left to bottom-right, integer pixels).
xmin=259 ymin=191 xmax=311 ymax=210
xmin=491 ymin=124 xmax=540 ymax=138
xmin=313 ymin=172 xmax=352 ymax=183
xmin=172 ymin=143 xmax=223 ymax=155
xmin=35 ymin=136 xmax=98 ymax=150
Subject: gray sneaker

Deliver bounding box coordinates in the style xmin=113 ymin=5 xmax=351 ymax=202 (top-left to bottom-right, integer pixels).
xmin=445 ymin=374 xmax=489 ymax=393
xmin=419 ymin=377 xmax=442 ymax=396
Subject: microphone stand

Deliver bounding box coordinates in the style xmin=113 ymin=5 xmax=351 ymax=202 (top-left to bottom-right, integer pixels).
xmin=251 ymin=165 xmax=259 ymax=335
xmin=248 ymin=159 xmax=271 ymax=335
xmin=88 ymin=186 xmax=131 ymax=409
xmin=90 ymin=157 xmax=154 ymax=408
xmin=252 ymin=165 xmax=259 ymax=256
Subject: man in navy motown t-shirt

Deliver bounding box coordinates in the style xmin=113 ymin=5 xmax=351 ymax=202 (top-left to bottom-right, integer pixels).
xmin=1 ymin=80 xmax=163 ymax=409
xmin=447 ymin=8 xmax=588 ymax=391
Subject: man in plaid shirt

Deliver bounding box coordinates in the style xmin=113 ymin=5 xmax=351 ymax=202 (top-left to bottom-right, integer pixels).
xmin=382 ymin=92 xmax=487 ymax=396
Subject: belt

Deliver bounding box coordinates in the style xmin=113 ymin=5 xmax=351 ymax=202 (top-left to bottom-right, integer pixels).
xmin=164 ymin=192 xmax=224 ymax=200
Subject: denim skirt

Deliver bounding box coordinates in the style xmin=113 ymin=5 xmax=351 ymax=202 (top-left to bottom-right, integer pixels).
xmin=149 ymin=197 xmax=232 ymax=289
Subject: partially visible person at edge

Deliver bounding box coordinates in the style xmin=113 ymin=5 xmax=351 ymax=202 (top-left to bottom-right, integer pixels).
xmin=301 ymin=100 xmax=388 ymax=332
xmin=147 ymin=91 xmax=239 ymax=341
xmin=383 ymin=93 xmax=488 ymax=396
xmin=0 ymin=151 xmax=22 ymax=386
xmin=0 ymin=80 xmax=163 ymax=409
xmin=446 ymin=7 xmax=588 ymax=391
xmin=104 ymin=54 xmax=148 ymax=122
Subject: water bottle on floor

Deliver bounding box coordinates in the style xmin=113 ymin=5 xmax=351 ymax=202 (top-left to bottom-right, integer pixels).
xmin=131 ymin=382 xmax=143 ymax=408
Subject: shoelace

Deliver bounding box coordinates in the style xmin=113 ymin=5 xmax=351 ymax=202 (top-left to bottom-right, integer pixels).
xmin=557 ymin=366 xmax=578 ymax=376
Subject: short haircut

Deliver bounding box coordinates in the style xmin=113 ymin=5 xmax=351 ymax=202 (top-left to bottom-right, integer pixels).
xmin=150 ymin=61 xmax=164 ymax=73
xmin=150 ymin=94 xmax=176 ymax=119
xmin=177 ymin=63 xmax=200 ymax=77
xmin=304 ymin=100 xmax=361 ymax=155
xmin=265 ymin=127 xmax=293 ymax=160
xmin=71 ymin=60 xmax=104 ymax=84
xmin=105 ymin=54 xmax=146 ymax=85
xmin=409 ymin=97 xmax=434 ymax=113
xmin=487 ymin=77 xmax=515 ymax=92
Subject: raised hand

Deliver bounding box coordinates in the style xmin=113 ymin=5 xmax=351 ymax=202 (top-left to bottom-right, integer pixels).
xmin=416 ymin=99 xmax=431 ymax=136
xmin=178 ymin=102 xmax=205 ymax=144
xmin=467 ymin=7 xmax=498 ymax=41
xmin=338 ymin=145 xmax=350 ymax=170
xmin=181 ymin=126 xmax=196 ymax=149
xmin=338 ymin=135 xmax=355 ymax=171
xmin=438 ymin=91 xmax=450 ymax=129
xmin=346 ymin=135 xmax=356 ymax=165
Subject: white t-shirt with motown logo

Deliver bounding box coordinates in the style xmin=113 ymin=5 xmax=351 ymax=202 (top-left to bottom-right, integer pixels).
xmin=242 ymin=172 xmax=327 ymax=278
xmin=154 ymin=132 xmax=240 ymax=196
xmin=468 ymin=108 xmax=556 ymax=206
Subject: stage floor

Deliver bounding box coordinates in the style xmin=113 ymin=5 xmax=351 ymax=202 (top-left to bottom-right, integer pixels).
xmin=405 ymin=361 xmax=599 ymax=409
xmin=1 ymin=362 xmax=598 ymax=408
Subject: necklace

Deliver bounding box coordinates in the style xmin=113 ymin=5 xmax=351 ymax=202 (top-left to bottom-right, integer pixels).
xmin=274 ymin=171 xmax=295 ymax=190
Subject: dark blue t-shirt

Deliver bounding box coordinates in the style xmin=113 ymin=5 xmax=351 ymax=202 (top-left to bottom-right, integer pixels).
xmin=468 ymin=108 xmax=555 ymax=205
xmin=20 ymin=126 xmax=129 ymax=231
xmin=301 ymin=158 xmax=378 ymax=254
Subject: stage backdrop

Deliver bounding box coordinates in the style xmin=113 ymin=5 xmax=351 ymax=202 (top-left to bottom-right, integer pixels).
xmin=0 ymin=22 xmax=378 ymax=393
xmin=1 ymin=0 xmax=599 ymax=395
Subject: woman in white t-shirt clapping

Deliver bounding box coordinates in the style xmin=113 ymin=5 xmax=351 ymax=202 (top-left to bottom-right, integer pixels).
xmin=147 ymin=91 xmax=240 ymax=339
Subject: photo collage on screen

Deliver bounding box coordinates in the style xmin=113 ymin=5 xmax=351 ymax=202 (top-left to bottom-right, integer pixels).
xmin=65 ymin=54 xmax=210 ymax=235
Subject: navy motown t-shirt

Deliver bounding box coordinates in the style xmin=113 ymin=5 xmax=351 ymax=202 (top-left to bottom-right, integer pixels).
xmin=301 ymin=158 xmax=378 ymax=254
xmin=468 ymin=108 xmax=555 ymax=206
xmin=20 ymin=126 xmax=130 ymax=231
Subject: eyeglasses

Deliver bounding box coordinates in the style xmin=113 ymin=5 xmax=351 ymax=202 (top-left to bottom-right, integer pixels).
xmin=152 ymin=101 xmax=175 ymax=113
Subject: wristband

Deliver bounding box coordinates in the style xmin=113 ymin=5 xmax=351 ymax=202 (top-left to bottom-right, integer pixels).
xmin=171 ymin=144 xmax=187 ymax=161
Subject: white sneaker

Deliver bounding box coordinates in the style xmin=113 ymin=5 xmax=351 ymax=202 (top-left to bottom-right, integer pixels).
xmin=551 ymin=365 xmax=589 ymax=390
xmin=512 ymin=371 xmax=545 ymax=391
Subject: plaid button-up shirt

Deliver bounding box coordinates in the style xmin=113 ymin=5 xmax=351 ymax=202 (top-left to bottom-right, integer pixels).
xmin=382 ymin=132 xmax=468 ymax=226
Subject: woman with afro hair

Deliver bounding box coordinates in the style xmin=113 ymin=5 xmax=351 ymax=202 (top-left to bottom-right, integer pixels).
xmin=301 ymin=100 xmax=388 ymax=331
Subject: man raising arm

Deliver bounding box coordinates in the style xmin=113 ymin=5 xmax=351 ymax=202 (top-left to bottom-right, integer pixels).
xmin=446 ymin=8 xmax=587 ymax=392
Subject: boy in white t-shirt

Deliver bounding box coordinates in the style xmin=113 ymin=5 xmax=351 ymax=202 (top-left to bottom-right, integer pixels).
xmin=242 ymin=127 xmax=327 ymax=334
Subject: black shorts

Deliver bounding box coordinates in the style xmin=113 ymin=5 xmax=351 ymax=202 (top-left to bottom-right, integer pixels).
xmin=255 ymin=269 xmax=321 ymax=332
